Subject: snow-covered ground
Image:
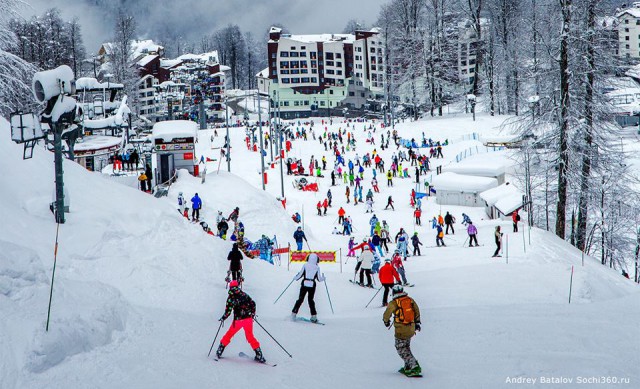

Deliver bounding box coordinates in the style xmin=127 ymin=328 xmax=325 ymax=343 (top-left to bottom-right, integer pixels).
xmin=1 ymin=112 xmax=638 ymax=389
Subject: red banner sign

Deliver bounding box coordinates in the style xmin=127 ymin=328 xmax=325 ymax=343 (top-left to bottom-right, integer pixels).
xmin=290 ymin=251 xmax=336 ymax=263
xmin=183 ymin=152 xmax=194 ymax=160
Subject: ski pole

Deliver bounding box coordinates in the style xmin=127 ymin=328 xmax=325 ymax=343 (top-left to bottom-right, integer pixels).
xmin=462 ymin=236 xmax=468 ymax=247
xmin=306 ymin=241 xmax=311 ymax=250
xmin=273 ymin=278 xmax=296 ymax=304
xmin=254 ymin=318 xmax=293 ymax=358
xmin=365 ymin=286 xmax=383 ymax=308
xmin=207 ymin=320 xmax=224 ymax=357
xmin=323 ymin=275 xmax=335 ymax=314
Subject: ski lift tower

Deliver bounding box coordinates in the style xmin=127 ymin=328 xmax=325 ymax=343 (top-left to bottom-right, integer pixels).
xmin=9 ymin=65 xmax=79 ymax=224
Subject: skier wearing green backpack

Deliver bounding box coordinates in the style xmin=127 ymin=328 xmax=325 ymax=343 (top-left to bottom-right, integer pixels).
xmin=383 ymin=285 xmax=422 ymax=377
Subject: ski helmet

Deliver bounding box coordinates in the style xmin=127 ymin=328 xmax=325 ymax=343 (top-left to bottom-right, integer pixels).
xmin=392 ymin=285 xmax=404 ymax=295
xmin=229 ymin=280 xmax=239 ymax=288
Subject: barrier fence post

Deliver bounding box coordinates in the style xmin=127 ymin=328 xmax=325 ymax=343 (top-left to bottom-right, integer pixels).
xmin=339 ymin=249 xmax=342 ymax=273
xmin=287 ymin=243 xmax=290 ymax=271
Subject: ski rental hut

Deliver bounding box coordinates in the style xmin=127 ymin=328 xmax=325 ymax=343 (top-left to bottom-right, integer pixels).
xmin=152 ymin=120 xmax=198 ymax=183
xmin=431 ymin=172 xmax=498 ymax=207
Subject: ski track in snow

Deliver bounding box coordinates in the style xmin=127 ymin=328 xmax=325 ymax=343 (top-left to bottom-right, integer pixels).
xmin=0 ymin=113 xmax=639 ymax=388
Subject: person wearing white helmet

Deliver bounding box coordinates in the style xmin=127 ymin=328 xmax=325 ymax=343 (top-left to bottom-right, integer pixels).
xmin=291 ymin=253 xmax=325 ymax=323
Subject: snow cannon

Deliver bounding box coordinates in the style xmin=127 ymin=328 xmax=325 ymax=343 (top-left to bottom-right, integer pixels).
xmin=32 ymin=65 xmax=75 ymax=104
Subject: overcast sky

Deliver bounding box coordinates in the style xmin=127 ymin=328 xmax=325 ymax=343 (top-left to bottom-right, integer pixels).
xmin=23 ymin=0 xmax=389 ymax=53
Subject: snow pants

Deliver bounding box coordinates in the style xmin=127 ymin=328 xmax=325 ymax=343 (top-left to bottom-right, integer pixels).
xmin=382 ymin=283 xmax=394 ymax=306
xmin=446 ymin=223 xmax=454 ymax=234
xmin=469 ymin=234 xmax=478 ymax=246
xmin=395 ymin=337 xmax=418 ymax=370
xmin=359 ymin=268 xmax=372 ymax=286
xmin=296 ymin=241 xmax=303 ymax=251
xmin=397 ymin=266 xmax=408 ymax=284
xmin=221 ymin=318 xmax=260 ymax=349
xmin=292 ymin=285 xmax=317 ymax=316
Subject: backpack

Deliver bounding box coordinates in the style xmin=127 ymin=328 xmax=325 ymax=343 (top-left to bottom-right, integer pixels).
xmin=394 ymin=296 xmax=415 ymax=324
xmin=516 ymin=214 xmax=521 ymax=221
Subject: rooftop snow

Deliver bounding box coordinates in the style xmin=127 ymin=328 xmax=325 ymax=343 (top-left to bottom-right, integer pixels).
xmin=277 ymin=34 xmax=355 ymax=44
xmin=495 ymin=193 xmax=525 ymax=215
xmin=137 ymin=54 xmax=158 ymax=67
xmin=152 ymin=120 xmax=198 ymax=142
xmin=442 ymin=150 xmax=513 ymax=177
xmin=480 ymin=182 xmax=522 ymax=206
xmin=76 ymin=77 xmax=124 ymax=90
xmin=617 ymin=8 xmax=640 ymax=19
xmin=431 ymin=172 xmax=499 ymax=192
xmin=176 ymin=51 xmax=219 ymax=64
xmin=74 ymin=135 xmax=121 ymax=152
xmin=256 ymin=67 xmax=269 ymax=78
xmin=160 ymin=59 xmax=182 ymax=69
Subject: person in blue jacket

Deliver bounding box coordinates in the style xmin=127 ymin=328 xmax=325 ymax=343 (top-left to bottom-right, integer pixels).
xmin=293 ymin=226 xmax=308 ymax=251
xmin=191 ymin=193 xmax=202 ymax=221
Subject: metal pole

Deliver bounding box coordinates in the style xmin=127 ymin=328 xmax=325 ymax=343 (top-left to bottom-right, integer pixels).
xmin=53 ymin=123 xmax=65 ymax=224
xmin=258 ymin=92 xmax=265 ymax=190
xmin=207 ymin=320 xmax=224 ymax=357
xmin=225 ymin=97 xmax=230 ymax=172
xmin=324 ymin=277 xmax=335 ymax=314
xmin=45 ymin=223 xmax=61 ymax=331
xmin=568 ymin=265 xmax=574 ymax=304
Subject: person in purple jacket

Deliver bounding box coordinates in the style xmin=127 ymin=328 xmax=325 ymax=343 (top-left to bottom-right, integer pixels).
xmin=467 ymin=221 xmax=479 ymax=247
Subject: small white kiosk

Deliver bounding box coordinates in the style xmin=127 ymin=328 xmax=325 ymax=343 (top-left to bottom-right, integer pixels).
xmin=152 ymin=120 xmax=198 ymax=184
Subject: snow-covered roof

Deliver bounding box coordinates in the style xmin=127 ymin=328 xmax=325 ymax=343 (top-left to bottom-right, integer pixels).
xmin=137 ymin=54 xmax=158 ymax=67
xmin=176 ymin=51 xmax=219 ymax=64
xmin=605 ymin=87 xmax=640 ymax=97
xmin=442 ymin=151 xmax=512 ymax=177
xmin=74 ymin=135 xmax=121 ymax=152
xmin=278 ymin=34 xmax=355 ymax=44
xmin=495 ymin=194 xmax=524 ymax=215
xmin=269 ymin=26 xmax=282 ymax=33
xmin=83 ymin=98 xmax=131 ymax=129
xmin=160 ymin=59 xmax=182 ymax=69
xmin=256 ymin=67 xmax=269 ymax=78
xmin=480 ymin=182 xmax=522 ymax=206
xmin=152 ymin=120 xmax=198 ymax=142
xmin=617 ymin=7 xmax=640 ymax=19
xmin=76 ymin=77 xmax=124 ymax=90
xmin=132 ymin=40 xmax=164 ymax=58
xmin=432 ymin=172 xmax=498 ymax=192
xmin=220 ymin=65 xmax=231 ymax=72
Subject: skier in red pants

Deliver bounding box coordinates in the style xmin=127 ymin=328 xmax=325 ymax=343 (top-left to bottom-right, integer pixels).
xmin=215 ymin=280 xmax=266 ymax=362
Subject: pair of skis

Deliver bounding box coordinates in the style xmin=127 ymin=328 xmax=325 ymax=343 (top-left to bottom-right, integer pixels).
xmin=213 ymin=352 xmax=277 ymax=367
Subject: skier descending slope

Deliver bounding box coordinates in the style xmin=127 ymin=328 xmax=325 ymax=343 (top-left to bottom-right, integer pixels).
xmin=215 ymin=280 xmax=266 ymax=363
xmin=383 ymin=285 xmax=422 ymax=377
xmin=291 ymin=253 xmax=325 ymax=323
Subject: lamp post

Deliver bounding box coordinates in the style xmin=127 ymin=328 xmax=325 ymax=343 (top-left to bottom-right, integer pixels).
xmin=257 ymin=91 xmax=265 ymax=190
xmin=225 ymin=95 xmax=230 ymax=172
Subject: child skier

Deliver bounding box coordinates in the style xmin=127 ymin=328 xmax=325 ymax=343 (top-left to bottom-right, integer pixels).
xmin=215 ymin=280 xmax=266 ymax=363
xmin=291 ymin=253 xmax=326 ymax=323
xmin=436 ymin=225 xmax=445 ymax=247
xmin=411 ymin=232 xmax=423 ymax=256
xmin=391 ymin=250 xmax=410 ymax=285
xmin=383 ymin=285 xmax=422 ymax=377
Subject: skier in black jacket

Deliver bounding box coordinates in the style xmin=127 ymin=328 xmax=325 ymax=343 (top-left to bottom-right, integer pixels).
xmin=227 ymin=243 xmax=243 ymax=282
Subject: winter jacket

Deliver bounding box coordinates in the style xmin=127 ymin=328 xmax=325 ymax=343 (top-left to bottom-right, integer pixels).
xmin=372 ymin=234 xmax=381 ymax=247
xmin=512 ymin=211 xmax=519 ymax=223
xmin=294 ymin=253 xmax=325 ymax=288
xmin=191 ymin=195 xmax=202 ymax=210
xmin=293 ymin=230 xmax=307 ymax=243
xmin=444 ymin=213 xmax=453 ymax=224
xmin=414 ymin=209 xmax=422 ymax=218
xmin=411 ymin=235 xmax=422 ymax=246
xmin=379 ymin=263 xmax=400 ymax=284
xmin=391 ymin=254 xmax=404 ymax=269
xmin=370 ymin=217 xmax=379 ymax=227
xmin=338 ymin=207 xmax=346 ymax=217
xmin=222 ymin=289 xmax=256 ymax=321
xmin=227 ymin=245 xmax=243 ymax=271
xmin=357 ymin=249 xmax=375 ymax=270
xmin=383 ymin=293 xmax=421 ymax=340
xmin=495 ymin=228 xmax=502 ymax=243
xmin=467 ymin=224 xmax=478 ymax=235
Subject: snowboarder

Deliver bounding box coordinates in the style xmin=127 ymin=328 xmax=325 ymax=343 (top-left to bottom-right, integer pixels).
xmin=436 ymin=225 xmax=445 ymax=247
xmin=379 ymin=259 xmax=401 ymax=306
xmin=356 ymin=245 xmax=374 ymax=287
xmin=215 ymin=280 xmax=266 ymax=363
xmin=444 ymin=212 xmax=455 ymax=234
xmin=383 ymin=285 xmax=422 ymax=377
xmin=227 ymin=207 xmax=240 ymax=223
xmin=493 ymin=226 xmax=503 ymax=257
xmin=191 ymin=193 xmax=202 ymax=222
xmin=291 ymin=253 xmax=325 ymax=323
xmin=227 ymin=243 xmax=243 ymax=282
xmin=411 ymin=232 xmax=423 ymax=256
xmin=467 ymin=221 xmax=479 ymax=247
xmin=217 ymin=218 xmax=229 ymax=239
xmin=293 ymin=226 xmax=308 ymax=251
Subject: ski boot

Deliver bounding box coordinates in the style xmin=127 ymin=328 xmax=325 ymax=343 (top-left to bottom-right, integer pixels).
xmin=290 ymin=313 xmax=297 ymax=321
xmin=215 ymin=344 xmax=225 ymax=358
xmin=405 ymin=363 xmax=422 ymax=377
xmin=310 ymin=315 xmax=318 ymax=323
xmin=254 ymin=347 xmax=266 ymax=363
xmin=398 ymin=365 xmax=409 ymax=374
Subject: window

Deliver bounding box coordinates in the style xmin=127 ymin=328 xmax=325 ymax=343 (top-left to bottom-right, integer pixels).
xmin=311 ymin=60 xmax=317 ymax=67
xmin=271 ymin=53 xmax=276 ymax=58
xmin=337 ymin=70 xmax=342 ymax=75
xmin=312 ymin=69 xmax=317 ymax=74
xmin=625 ymin=19 xmax=629 ymax=24
xmin=336 ymin=62 xmax=342 ymax=67
xmin=290 ymin=52 xmax=299 ymax=57
xmin=284 ymin=101 xmax=289 ymax=106
xmin=280 ymin=61 xmax=289 ymax=68
xmin=291 ymin=69 xmax=299 ymax=74
xmin=302 ymin=77 xmax=310 ymax=83
xmin=370 ymin=48 xmax=375 ymax=53
xmin=301 ymin=69 xmax=308 ymax=74
xmin=290 ymin=46 xmax=296 ymax=50
xmin=361 ymin=93 xmax=365 ymax=97
xmin=349 ymin=91 xmax=355 ymax=96
xmin=291 ymin=61 xmax=300 ymax=67
xmin=294 ymin=101 xmax=300 ymax=106
xmin=637 ymin=20 xmax=640 ymax=25
xmin=282 ymin=78 xmax=290 ymax=83
xmin=301 ymin=46 xmax=306 ymax=50
xmin=326 ymin=69 xmax=335 ymax=74
xmin=336 ymin=53 xmax=342 ymax=59
xmin=626 ymin=28 xmax=630 ymax=32
xmin=311 ymin=78 xmax=317 ymax=83
xmin=626 ymin=36 xmax=630 ymax=41
xmin=626 ymin=44 xmax=631 ymax=49
xmin=326 ymin=52 xmax=334 ymax=60
xmin=304 ymin=100 xmax=309 ymax=105
xmin=310 ymin=52 xmax=317 ymax=59
xmin=280 ymin=51 xmax=289 ymax=57
xmin=357 ymin=47 xmax=362 ymax=52
xmin=292 ymin=78 xmax=300 ymax=83
xmin=330 ymin=89 xmax=334 ymax=94
xmin=327 ymin=61 xmax=334 ymax=66
xmin=281 ymin=69 xmax=290 ymax=74
xmin=320 ymin=101 xmax=325 ymax=106
xmin=300 ymin=52 xmax=307 ymax=57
